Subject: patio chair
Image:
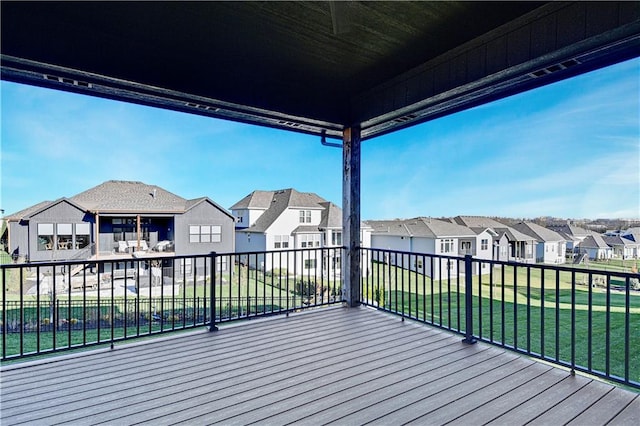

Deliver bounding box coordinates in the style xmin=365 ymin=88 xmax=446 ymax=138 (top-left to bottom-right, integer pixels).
xmin=118 ymin=241 xmax=129 ymax=253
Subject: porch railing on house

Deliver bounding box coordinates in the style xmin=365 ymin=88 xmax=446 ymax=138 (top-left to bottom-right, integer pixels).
xmin=359 ymin=247 xmax=640 ymax=390
xmin=0 ymin=247 xmax=343 ymax=360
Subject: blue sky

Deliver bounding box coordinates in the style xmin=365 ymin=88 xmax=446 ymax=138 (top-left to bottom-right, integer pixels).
xmin=1 ymin=58 xmax=638 ymax=220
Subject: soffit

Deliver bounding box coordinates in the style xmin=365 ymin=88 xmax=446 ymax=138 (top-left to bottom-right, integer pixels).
xmin=1 ymin=1 xmax=638 ymax=140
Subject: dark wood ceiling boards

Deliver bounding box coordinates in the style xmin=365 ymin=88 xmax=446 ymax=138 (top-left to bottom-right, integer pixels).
xmin=2 ymin=1 xmax=638 ymax=140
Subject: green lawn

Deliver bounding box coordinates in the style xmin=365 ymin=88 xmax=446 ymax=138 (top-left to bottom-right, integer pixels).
xmin=363 ymin=261 xmax=640 ymax=384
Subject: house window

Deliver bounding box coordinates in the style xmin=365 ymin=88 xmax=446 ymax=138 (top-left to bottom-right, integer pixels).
xmin=333 ymin=255 xmax=341 ymax=269
xmin=501 ymin=246 xmax=507 ymax=255
xmin=300 ymin=234 xmax=320 ymax=248
xmin=304 ymin=259 xmax=317 ymax=269
xmin=274 ymin=235 xmax=289 ymax=249
xmin=236 ymin=216 xmax=243 ymax=223
xmin=440 ymin=239 xmax=454 ymax=253
xmin=75 ymin=223 xmax=90 ymax=249
xmin=415 ymin=259 xmax=423 ymax=269
xmin=481 ymin=239 xmax=488 ymax=250
xmin=299 ymin=210 xmax=311 ymax=223
xmin=189 ymin=225 xmax=222 ymax=243
xmin=57 ymin=223 xmax=72 ymax=250
xmin=332 ymin=231 xmax=342 ymax=246
xmin=37 ymin=223 xmax=54 ymax=251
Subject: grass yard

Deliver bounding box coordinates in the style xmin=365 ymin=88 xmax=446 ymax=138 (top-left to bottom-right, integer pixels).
xmin=363 ymin=261 xmax=640 ymax=384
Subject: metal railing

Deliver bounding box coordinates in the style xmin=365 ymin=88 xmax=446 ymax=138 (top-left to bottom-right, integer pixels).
xmin=4 ymin=245 xmax=638 ymax=390
xmin=360 ymin=247 xmax=640 ymax=390
xmin=1 ymin=247 xmax=343 ymax=360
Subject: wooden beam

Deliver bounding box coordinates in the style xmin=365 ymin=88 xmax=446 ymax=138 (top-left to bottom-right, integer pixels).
xmin=342 ymin=126 xmax=361 ymax=307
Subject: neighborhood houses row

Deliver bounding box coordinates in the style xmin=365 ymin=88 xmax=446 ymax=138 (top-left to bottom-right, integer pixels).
xmin=2 ymin=180 xmax=639 ymax=279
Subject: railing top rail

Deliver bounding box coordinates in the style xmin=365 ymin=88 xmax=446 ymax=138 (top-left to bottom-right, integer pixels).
xmin=359 ymin=246 xmax=640 ymax=278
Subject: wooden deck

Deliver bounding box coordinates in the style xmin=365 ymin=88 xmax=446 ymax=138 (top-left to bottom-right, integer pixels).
xmin=1 ymin=306 xmax=638 ymax=425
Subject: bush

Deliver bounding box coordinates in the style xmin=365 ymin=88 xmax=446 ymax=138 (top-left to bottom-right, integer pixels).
xmin=293 ymin=280 xmax=317 ymax=296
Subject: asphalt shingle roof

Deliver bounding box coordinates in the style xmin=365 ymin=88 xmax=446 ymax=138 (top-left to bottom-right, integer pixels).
xmin=511 ymin=222 xmax=565 ymax=242
xmin=453 ymin=216 xmax=535 ymax=242
xmin=235 ymin=189 xmax=331 ymax=233
xmin=229 ymin=190 xmax=275 ymax=210
xmin=5 ymin=180 xmax=232 ymax=219
xmin=319 ymin=202 xmax=342 ymax=229
xmin=368 ymin=217 xmax=475 ymax=238
xmin=71 ymin=180 xmax=187 ymax=212
xmin=603 ymin=235 xmax=637 ymax=246
xmin=4 ymin=200 xmax=54 ymax=221
xmin=581 ymin=234 xmax=611 ymax=249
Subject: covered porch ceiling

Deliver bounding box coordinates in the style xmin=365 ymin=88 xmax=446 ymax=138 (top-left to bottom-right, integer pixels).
xmin=2 ymin=1 xmax=639 ymax=141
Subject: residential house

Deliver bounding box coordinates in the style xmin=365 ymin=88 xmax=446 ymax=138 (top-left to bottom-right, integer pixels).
xmin=621 ymin=227 xmax=640 ymax=243
xmin=4 ymin=180 xmax=235 ymax=275
xmin=230 ymin=188 xmax=370 ymax=277
xmin=547 ymin=223 xmax=593 ymax=257
xmin=511 ymin=222 xmax=566 ymax=264
xmin=453 ymin=216 xmax=536 ymax=264
xmin=603 ymin=235 xmax=639 ymax=260
xmin=366 ymin=217 xmax=489 ymax=279
xmin=579 ymin=234 xmax=613 ymax=260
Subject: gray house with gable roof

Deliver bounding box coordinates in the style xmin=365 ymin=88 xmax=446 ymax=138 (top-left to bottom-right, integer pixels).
xmin=511 ymin=222 xmax=566 ymax=264
xmin=579 ymin=234 xmax=613 ymax=260
xmin=4 ymin=180 xmax=234 ymax=274
xmin=603 ymin=235 xmax=639 ymax=260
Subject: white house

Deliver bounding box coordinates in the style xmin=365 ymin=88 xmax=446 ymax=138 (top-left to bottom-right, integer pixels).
xmin=580 ymin=234 xmax=614 ymax=260
xmin=511 ymin=222 xmax=566 ymax=264
xmin=230 ymin=188 xmax=370 ymax=277
xmin=603 ymin=235 xmax=639 ymax=259
xmin=367 ymin=217 xmax=490 ymax=279
xmin=453 ymin=216 xmax=536 ymax=264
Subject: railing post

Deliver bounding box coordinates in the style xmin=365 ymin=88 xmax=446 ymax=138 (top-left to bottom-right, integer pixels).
xmin=463 ymin=255 xmax=477 ymax=344
xmin=209 ymin=252 xmax=218 ymax=332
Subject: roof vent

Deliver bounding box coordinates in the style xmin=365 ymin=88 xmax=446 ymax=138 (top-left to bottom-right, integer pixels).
xmin=184 ymin=102 xmax=220 ymax=112
xmin=277 ymin=120 xmax=301 ymax=128
xmin=394 ymin=113 xmax=417 ymax=124
xmin=43 ymin=74 xmax=92 ymax=88
xmin=529 ymin=59 xmax=580 ymax=78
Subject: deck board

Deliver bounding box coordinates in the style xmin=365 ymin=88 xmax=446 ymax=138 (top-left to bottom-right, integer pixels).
xmin=1 ymin=306 xmax=638 ymax=425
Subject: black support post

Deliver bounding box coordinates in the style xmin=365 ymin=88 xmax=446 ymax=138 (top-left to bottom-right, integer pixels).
xmin=463 ymin=255 xmax=477 ymax=344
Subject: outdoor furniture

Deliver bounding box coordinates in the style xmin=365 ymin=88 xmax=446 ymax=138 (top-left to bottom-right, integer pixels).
xmin=117 ymin=241 xmax=129 ymax=253
xmin=127 ymin=240 xmax=149 ymax=252
xmin=154 ymin=240 xmax=171 ymax=252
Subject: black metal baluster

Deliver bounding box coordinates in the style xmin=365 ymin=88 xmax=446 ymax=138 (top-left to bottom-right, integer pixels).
xmin=555 ymin=269 xmax=560 ymax=362
xmin=513 ymin=264 xmax=518 ymax=350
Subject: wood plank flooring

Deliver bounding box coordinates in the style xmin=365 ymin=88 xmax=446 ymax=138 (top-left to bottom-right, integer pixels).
xmin=1 ymin=306 xmax=638 ymax=425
